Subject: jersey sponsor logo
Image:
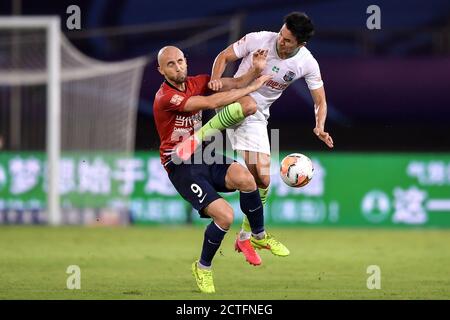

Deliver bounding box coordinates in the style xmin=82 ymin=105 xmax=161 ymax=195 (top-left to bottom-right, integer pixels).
xmin=174 ymin=114 xmax=202 ymax=127
xmin=170 ymin=94 xmax=185 ymax=106
xmin=265 ymin=79 xmax=288 ymax=91
xmin=170 ymin=128 xmax=191 ymax=142
xmin=272 ymin=66 xmax=280 ymax=73
xmin=283 ymin=71 xmax=296 ymax=82
xmin=171 ymin=114 xmax=202 ymax=142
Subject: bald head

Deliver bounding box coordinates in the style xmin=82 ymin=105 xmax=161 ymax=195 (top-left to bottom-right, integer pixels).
xmin=157 ymin=46 xmax=184 ymax=67
xmin=157 ymin=46 xmax=188 ymax=85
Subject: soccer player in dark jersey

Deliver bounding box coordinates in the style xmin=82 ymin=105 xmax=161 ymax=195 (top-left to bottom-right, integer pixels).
xmin=153 ymin=46 xmax=286 ymax=293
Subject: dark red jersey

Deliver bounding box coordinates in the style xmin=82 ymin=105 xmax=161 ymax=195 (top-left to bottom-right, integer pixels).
xmin=153 ymin=74 xmax=210 ymax=167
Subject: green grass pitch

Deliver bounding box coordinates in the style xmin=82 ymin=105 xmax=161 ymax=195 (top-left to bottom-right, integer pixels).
xmin=1 ymin=226 xmax=449 ymax=300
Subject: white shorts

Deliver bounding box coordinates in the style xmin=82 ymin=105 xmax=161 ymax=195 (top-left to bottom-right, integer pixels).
xmin=226 ymin=118 xmax=270 ymax=155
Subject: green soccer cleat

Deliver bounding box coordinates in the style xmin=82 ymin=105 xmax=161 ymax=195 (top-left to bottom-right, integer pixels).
xmin=251 ymin=233 xmax=290 ymax=257
xmin=191 ymin=261 xmax=215 ymax=293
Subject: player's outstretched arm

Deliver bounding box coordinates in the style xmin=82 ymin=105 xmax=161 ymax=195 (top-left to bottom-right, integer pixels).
xmin=215 ymin=49 xmax=268 ymax=92
xmin=183 ymin=74 xmax=272 ymax=112
xmin=310 ymin=86 xmax=334 ymax=148
xmin=208 ymin=44 xmax=240 ymax=92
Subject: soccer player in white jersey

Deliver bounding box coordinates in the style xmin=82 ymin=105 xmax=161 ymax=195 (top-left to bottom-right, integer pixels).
xmin=208 ymin=12 xmax=334 ymax=265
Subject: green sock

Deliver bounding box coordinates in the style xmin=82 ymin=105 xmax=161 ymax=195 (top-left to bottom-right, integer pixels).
xmin=195 ymin=102 xmax=244 ymax=141
xmin=241 ymin=187 xmax=269 ymax=233
xmin=258 ymin=186 xmax=269 ymax=205
xmin=242 ymin=216 xmax=252 ymax=233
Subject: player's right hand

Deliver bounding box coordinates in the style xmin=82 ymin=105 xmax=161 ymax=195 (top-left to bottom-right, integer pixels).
xmin=250 ymin=74 xmax=272 ymax=91
xmin=313 ymin=127 xmax=334 ymax=148
xmin=252 ymin=49 xmax=269 ymax=73
xmin=208 ymin=79 xmax=223 ymax=91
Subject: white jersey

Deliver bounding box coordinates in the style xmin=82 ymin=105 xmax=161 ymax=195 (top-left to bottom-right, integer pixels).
xmin=233 ymin=31 xmax=323 ymax=122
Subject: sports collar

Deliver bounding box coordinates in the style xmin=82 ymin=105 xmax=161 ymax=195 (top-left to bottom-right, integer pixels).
xmin=164 ymin=79 xmax=186 ymax=92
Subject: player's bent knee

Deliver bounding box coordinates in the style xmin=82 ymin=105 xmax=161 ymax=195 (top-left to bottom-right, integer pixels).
xmin=242 ymin=101 xmax=257 ymax=116
xmin=239 ymin=171 xmax=257 ymax=192
xmin=216 ymin=208 xmax=234 ymax=229
xmin=257 ymin=174 xmax=270 ymax=190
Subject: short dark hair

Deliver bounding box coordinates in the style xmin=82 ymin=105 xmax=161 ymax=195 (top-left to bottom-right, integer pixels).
xmin=284 ymin=12 xmax=315 ymax=44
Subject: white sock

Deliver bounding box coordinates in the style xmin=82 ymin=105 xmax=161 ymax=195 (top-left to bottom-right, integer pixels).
xmin=252 ymin=231 xmax=266 ymax=240
xmin=198 ymin=261 xmax=212 ymax=270
xmin=239 ymin=229 xmax=251 ymax=241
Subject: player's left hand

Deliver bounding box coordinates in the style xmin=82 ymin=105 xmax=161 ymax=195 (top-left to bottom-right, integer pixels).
xmin=252 ymin=49 xmax=268 ymax=73
xmin=313 ymin=127 xmax=334 ymax=148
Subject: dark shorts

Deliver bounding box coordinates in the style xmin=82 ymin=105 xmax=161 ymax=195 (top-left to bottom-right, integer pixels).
xmin=166 ymin=154 xmax=236 ymax=218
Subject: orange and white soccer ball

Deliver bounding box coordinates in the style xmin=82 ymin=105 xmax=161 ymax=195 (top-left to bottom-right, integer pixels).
xmin=280 ymin=153 xmax=314 ymax=188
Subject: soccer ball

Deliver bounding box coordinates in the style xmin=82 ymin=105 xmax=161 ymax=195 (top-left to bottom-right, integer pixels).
xmin=280 ymin=153 xmax=314 ymax=188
